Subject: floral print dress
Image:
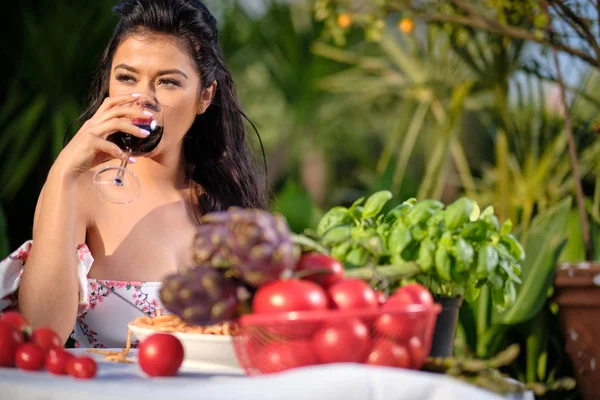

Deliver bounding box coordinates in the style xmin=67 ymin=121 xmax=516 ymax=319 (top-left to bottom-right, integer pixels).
xmin=0 ymin=241 xmax=166 ymax=348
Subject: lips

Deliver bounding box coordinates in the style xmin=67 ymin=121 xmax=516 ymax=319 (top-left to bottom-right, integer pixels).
xmin=131 ymin=118 xmax=153 ymax=125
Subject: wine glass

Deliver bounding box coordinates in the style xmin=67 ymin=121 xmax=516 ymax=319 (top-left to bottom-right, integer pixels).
xmin=93 ymin=116 xmax=163 ymax=204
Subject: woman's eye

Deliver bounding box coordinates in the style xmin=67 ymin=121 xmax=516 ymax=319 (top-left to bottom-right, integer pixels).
xmin=159 ymin=78 xmax=181 ymax=88
xmin=116 ymin=74 xmax=136 ymax=83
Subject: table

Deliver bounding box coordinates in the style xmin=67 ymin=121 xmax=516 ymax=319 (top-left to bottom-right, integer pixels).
xmin=0 ymin=349 xmax=534 ymax=400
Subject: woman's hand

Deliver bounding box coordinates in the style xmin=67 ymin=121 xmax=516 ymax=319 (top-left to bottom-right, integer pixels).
xmin=51 ymin=93 xmax=154 ymax=179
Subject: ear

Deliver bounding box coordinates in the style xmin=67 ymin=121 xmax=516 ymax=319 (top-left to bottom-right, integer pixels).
xmin=197 ymin=80 xmax=217 ymax=115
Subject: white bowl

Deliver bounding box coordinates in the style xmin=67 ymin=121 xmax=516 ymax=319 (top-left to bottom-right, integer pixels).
xmin=128 ymin=323 xmax=241 ymax=369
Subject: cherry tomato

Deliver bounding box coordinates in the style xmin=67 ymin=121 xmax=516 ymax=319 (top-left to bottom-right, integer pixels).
xmin=0 ymin=321 xmax=23 ymax=367
xmin=15 ymin=343 xmax=45 ymax=371
xmin=252 ymin=280 xmax=329 ymax=314
xmin=394 ymin=283 xmax=434 ymax=306
xmin=252 ymin=280 xmax=329 ymax=337
xmin=255 ymin=340 xmax=316 ymax=374
xmin=407 ymin=336 xmax=426 ymax=369
xmin=0 ymin=311 xmax=31 ymax=340
xmin=138 ymin=333 xmax=184 ymax=377
xmin=312 ymin=318 xmax=370 ymax=363
xmin=375 ymin=283 xmax=433 ymax=342
xmin=67 ymin=356 xmax=97 ymax=379
xmin=366 ymin=339 xmax=410 ymax=368
xmin=328 ymin=279 xmax=378 ymax=310
xmin=31 ymin=328 xmax=62 ymax=354
xmin=295 ymin=253 xmax=344 ymax=288
xmin=45 ymin=348 xmax=75 ymax=375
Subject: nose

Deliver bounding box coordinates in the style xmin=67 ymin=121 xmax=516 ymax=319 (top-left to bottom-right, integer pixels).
xmin=133 ymin=95 xmax=161 ymax=112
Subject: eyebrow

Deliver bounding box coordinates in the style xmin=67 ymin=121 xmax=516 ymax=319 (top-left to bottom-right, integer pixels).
xmin=114 ymin=63 xmax=188 ymax=79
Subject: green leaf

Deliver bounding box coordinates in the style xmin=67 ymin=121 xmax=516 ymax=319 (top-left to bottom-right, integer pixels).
xmin=405 ymin=200 xmax=444 ymax=226
xmin=317 ymin=206 xmax=350 ymax=236
xmin=444 ymin=197 xmax=473 ymax=230
xmin=417 ymin=237 xmax=436 ymax=273
xmin=331 ymin=241 xmax=352 ymax=261
xmin=501 ymin=234 xmax=525 ymax=262
xmin=500 ymin=219 xmax=513 ymax=236
xmin=321 ymin=225 xmax=351 ymax=246
xmin=387 ymin=220 xmax=412 ymax=254
xmin=460 ymin=220 xmax=489 ymax=241
xmin=493 ymin=198 xmax=572 ymax=325
xmin=434 ymin=246 xmax=452 ymax=281
xmin=345 ymin=246 xmax=369 ymax=268
xmin=453 ymin=237 xmax=474 ymax=272
xmin=476 ymin=243 xmax=498 ymax=279
xmin=362 ymin=190 xmax=393 ymax=219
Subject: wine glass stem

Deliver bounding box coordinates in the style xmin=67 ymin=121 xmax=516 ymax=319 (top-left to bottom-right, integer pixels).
xmin=113 ymin=148 xmax=131 ymax=187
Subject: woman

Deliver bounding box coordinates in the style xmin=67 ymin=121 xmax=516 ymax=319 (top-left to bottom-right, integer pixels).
xmin=0 ymin=0 xmax=266 ymax=347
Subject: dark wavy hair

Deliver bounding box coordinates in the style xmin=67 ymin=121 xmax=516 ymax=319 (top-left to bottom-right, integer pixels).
xmin=67 ymin=0 xmax=267 ymax=215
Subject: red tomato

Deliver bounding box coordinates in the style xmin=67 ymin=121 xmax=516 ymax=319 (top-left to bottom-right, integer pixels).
xmin=312 ymin=318 xmax=370 ymax=363
xmin=374 ymin=291 xmax=418 ymax=342
xmin=0 ymin=321 xmax=23 ymax=367
xmin=0 ymin=311 xmax=30 ymax=337
xmin=15 ymin=343 xmax=45 ymax=371
xmin=252 ymin=280 xmax=329 ymax=337
xmin=365 ymin=339 xmax=410 ymax=368
xmin=67 ymin=356 xmax=97 ymax=379
xmin=138 ymin=333 xmax=184 ymax=377
xmin=31 ymin=328 xmax=62 ymax=354
xmin=295 ymin=253 xmax=344 ymax=288
xmin=252 ymin=280 xmax=329 ymax=314
xmin=328 ymin=279 xmax=378 ymax=310
xmin=394 ymin=283 xmax=434 ymax=306
xmin=45 ymin=348 xmax=75 ymax=375
xmin=255 ymin=340 xmax=316 ymax=374
xmin=407 ymin=336 xmax=426 ymax=369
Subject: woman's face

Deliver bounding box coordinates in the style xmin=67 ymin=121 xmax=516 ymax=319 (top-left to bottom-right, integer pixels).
xmin=108 ymin=33 xmax=213 ymax=156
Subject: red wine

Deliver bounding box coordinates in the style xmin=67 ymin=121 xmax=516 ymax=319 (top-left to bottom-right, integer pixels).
xmin=108 ymin=123 xmax=163 ymax=155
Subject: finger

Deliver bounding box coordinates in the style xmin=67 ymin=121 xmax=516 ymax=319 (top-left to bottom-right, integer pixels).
xmin=91 ymin=136 xmax=125 ymax=161
xmin=97 ymin=106 xmax=155 ymax=124
xmin=89 ymin=119 xmax=152 ymax=139
xmin=96 ymin=93 xmax=143 ymax=114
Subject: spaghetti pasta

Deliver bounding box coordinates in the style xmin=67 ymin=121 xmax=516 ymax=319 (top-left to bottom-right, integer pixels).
xmin=130 ymin=314 xmax=239 ymax=336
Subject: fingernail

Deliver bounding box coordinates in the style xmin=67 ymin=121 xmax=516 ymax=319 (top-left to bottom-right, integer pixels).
xmin=128 ymin=156 xmax=136 ymax=164
xmin=140 ymin=128 xmax=150 ymax=136
xmin=131 ymin=93 xmax=142 ymax=98
xmin=143 ymin=110 xmax=153 ymax=117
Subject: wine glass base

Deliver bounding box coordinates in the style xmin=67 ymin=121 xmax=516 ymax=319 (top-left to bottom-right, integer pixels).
xmin=93 ymin=166 xmax=141 ymax=204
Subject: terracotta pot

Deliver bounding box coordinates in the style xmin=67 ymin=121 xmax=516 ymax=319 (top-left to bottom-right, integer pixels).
xmin=554 ymin=262 xmax=600 ymax=400
xmin=429 ymin=296 xmax=463 ymax=358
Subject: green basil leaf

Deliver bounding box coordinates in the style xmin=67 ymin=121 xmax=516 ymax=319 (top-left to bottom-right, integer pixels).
xmin=321 ymin=225 xmax=352 ymax=246
xmin=331 ymin=241 xmax=352 ymax=261
xmin=362 ymin=190 xmax=393 ymax=219
xmin=417 ymin=237 xmax=436 ymax=273
xmin=362 ymin=235 xmax=384 ymax=256
xmin=345 ymin=246 xmax=369 ymax=268
xmin=460 ymin=220 xmax=489 ymax=241
xmin=453 ymin=237 xmax=474 ymax=272
xmin=384 ymin=204 xmax=412 ymax=224
xmin=317 ymin=206 xmax=350 ymax=236
xmin=434 ymin=246 xmax=452 ymax=281
xmin=476 ymin=243 xmax=498 ymax=279
xmin=443 ymin=197 xmax=473 ymax=230
xmin=464 ymin=280 xmax=481 ymax=302
xmin=492 ymin=285 xmax=506 ymax=307
xmin=501 ymin=234 xmax=526 ymax=262
xmin=387 ymin=220 xmax=412 ymax=254
xmin=405 ymin=200 xmax=444 ymax=226
xmin=500 ymin=219 xmax=513 ymax=236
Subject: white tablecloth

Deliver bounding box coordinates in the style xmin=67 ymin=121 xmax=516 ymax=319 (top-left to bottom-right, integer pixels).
xmin=0 ymin=349 xmax=534 ymax=400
